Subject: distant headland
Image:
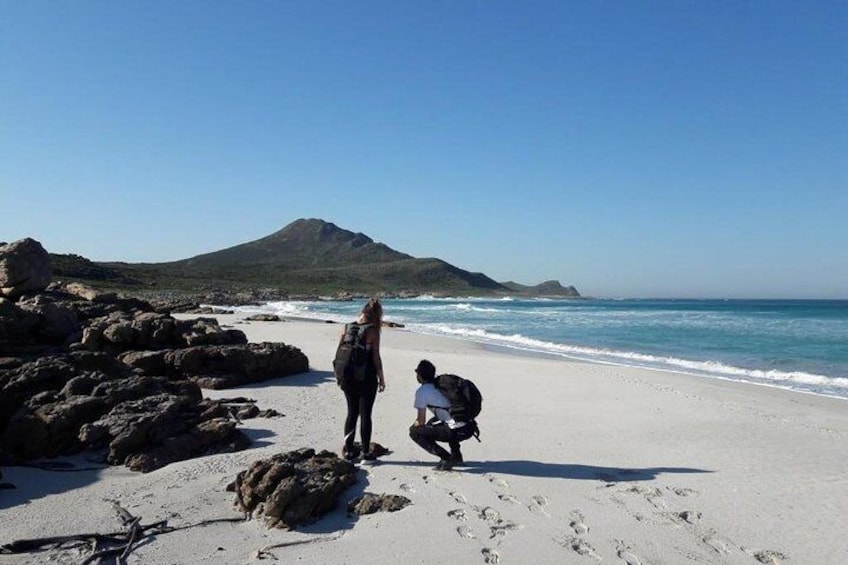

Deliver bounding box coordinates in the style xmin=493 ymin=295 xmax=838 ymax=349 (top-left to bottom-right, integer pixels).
xmin=45 ymin=218 xmax=581 ymax=299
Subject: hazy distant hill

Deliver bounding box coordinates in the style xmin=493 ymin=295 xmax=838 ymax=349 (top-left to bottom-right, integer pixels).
xmin=51 ymin=253 xmax=141 ymax=286
xmin=502 ymin=280 xmax=581 ymax=297
xmin=48 ymin=218 xmax=580 ymax=297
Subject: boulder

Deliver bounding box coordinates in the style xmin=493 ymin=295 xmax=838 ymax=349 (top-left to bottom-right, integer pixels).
xmin=61 ymin=282 xmax=118 ymax=303
xmin=245 ymin=314 xmax=282 ymax=322
xmin=0 ymin=238 xmax=51 ymax=299
xmin=118 ymin=342 xmax=309 ymax=389
xmin=232 ymin=448 xmax=357 ymax=529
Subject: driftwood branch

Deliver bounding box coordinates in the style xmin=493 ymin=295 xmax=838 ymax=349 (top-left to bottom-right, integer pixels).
xmin=255 ymin=532 xmax=345 ymax=560
xmin=1 ymin=509 xmax=245 ymax=562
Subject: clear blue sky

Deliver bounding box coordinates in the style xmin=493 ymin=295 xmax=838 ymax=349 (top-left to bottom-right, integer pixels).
xmin=2 ymin=1 xmax=846 ymax=298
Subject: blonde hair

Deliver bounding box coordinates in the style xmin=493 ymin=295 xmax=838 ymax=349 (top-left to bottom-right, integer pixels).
xmin=361 ymin=297 xmax=383 ymax=329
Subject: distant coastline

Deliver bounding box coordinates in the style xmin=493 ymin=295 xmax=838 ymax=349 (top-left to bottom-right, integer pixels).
xmin=225 ymin=296 xmax=848 ymax=400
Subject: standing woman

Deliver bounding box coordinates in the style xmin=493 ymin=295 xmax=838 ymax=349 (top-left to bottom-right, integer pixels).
xmin=341 ymin=297 xmax=386 ymax=460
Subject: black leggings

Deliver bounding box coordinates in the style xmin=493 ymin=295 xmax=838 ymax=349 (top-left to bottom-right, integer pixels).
xmin=343 ymin=382 xmax=378 ymax=452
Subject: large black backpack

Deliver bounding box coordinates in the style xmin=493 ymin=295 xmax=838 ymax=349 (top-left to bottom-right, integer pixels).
xmin=434 ymin=373 xmax=483 ymax=423
xmin=333 ymin=323 xmax=371 ymax=390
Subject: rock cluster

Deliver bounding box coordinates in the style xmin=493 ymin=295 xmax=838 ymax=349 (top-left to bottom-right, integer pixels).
xmin=231 ymin=448 xmax=358 ymax=529
xmin=119 ymin=341 xmax=308 ymax=389
xmin=0 ymin=238 xmax=309 ymax=472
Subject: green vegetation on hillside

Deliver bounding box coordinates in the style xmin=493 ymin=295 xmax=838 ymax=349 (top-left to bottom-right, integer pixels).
xmin=47 ymin=219 xmax=580 ymax=297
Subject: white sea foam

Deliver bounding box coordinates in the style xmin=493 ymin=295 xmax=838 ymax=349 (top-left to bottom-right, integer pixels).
xmin=214 ymin=298 xmax=848 ymax=399
xmin=409 ymin=323 xmax=848 ymax=397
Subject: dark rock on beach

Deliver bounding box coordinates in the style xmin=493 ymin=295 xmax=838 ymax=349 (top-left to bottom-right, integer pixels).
xmin=244 ymin=313 xmax=282 ymax=322
xmin=118 ymin=341 xmax=309 ymax=389
xmin=232 ymin=448 xmax=358 ymax=529
xmin=348 ymin=493 xmax=412 ymax=516
xmin=0 ymin=238 xmax=311 ymax=473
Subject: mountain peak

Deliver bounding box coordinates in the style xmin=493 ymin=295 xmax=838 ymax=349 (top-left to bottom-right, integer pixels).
xmin=180 ymin=218 xmax=410 ymax=269
xmin=274 ymin=218 xmax=375 ymax=249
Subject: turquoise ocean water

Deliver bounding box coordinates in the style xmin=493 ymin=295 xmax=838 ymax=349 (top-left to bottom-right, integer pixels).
xmin=229 ymin=298 xmax=848 ymax=400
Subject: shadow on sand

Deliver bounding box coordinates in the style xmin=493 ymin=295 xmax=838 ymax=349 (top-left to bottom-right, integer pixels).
xmin=0 ymin=456 xmax=110 ymax=511
xmin=225 ymin=369 xmax=336 ymax=390
xmin=377 ymin=459 xmax=711 ymax=482
xmin=464 ymin=460 xmax=712 ymax=482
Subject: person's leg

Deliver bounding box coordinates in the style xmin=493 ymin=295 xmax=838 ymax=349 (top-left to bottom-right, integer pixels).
xmin=449 ymin=437 xmax=462 ymax=462
xmin=343 ymin=389 xmax=361 ymax=456
xmin=409 ymin=422 xmax=453 ymax=461
xmin=358 ymin=381 xmax=379 ymax=456
xmin=448 ymin=424 xmax=475 ymax=464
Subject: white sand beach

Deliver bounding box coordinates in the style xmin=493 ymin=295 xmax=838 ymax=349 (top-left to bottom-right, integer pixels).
xmin=1 ymin=313 xmax=846 ymax=564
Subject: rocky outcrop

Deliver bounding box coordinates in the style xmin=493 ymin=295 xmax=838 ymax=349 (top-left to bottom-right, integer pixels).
xmin=0 ymin=351 xmax=254 ymax=469
xmin=118 ymin=342 xmax=308 ymax=389
xmin=80 ymin=398 xmax=250 ymax=473
xmin=0 ymin=252 xmax=310 ymax=473
xmin=0 ymin=238 xmax=52 ymax=299
xmin=79 ymin=313 xmax=247 ymax=354
xmin=1 ymin=282 xmax=161 ymax=356
xmin=231 ymin=448 xmax=358 ymax=529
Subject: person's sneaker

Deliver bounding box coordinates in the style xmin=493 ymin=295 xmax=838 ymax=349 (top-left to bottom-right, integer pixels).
xmin=342 ymin=447 xmax=357 ymax=461
xmin=362 ymin=452 xmax=377 ymax=461
xmin=436 ymin=458 xmax=454 ymax=471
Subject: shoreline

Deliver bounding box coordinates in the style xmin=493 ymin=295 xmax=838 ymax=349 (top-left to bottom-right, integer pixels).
xmin=2 ymin=313 xmax=846 ymax=564
xmin=235 ymin=309 xmax=848 ymax=403
xmin=219 ymin=296 xmax=848 ymax=401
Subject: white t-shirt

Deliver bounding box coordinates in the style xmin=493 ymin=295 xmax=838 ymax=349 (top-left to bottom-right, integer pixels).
xmin=414 ymin=383 xmax=465 ymax=429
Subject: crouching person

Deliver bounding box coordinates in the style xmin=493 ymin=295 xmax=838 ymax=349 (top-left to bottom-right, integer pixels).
xmin=409 ymin=359 xmax=477 ymax=470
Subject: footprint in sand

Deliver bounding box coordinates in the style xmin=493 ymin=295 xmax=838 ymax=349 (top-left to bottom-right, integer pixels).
xmin=618 ymin=550 xmax=642 ymax=565
xmin=702 ymin=532 xmax=731 ymax=555
xmin=481 ymin=548 xmax=501 ymax=564
xmin=668 ymin=486 xmax=699 ymax=497
xmin=615 ymin=541 xmax=642 ymax=565
xmin=448 ymin=508 xmax=468 ymax=521
xmin=621 ymin=484 xmax=666 ymax=509
xmin=751 ymin=549 xmax=788 ymax=564
xmin=457 ymin=525 xmax=477 ymax=539
xmin=623 ymin=484 xmax=661 ymax=497
xmin=450 ymin=491 xmax=468 ymax=504
xmin=646 ymin=493 xmax=667 ymax=510
xmin=399 ymin=483 xmax=415 ymax=493
xmin=478 ymin=506 xmax=501 ymax=522
xmin=568 ymin=510 xmax=589 ymax=535
xmin=485 ymin=474 xmax=510 ymax=488
xmin=489 ymin=519 xmax=522 ymax=539
xmin=675 ymin=510 xmax=702 ymax=524
xmin=557 ymin=536 xmax=602 ymax=560
xmin=497 ymin=493 xmax=520 ymax=505
xmin=529 ymin=494 xmax=550 ymax=516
